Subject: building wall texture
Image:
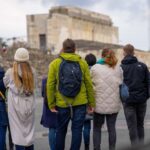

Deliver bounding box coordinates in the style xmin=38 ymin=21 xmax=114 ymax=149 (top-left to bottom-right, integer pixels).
xmin=76 ymin=48 xmax=150 ymax=70
xmin=27 ymin=14 xmax=48 ymax=50
xmin=27 ymin=6 xmax=119 ymax=54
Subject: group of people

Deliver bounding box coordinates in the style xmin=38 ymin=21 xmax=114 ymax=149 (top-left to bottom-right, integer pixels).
xmin=0 ymin=38 xmax=150 ymax=150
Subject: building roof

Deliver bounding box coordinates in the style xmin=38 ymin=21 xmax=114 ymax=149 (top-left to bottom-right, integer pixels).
xmin=49 ymin=6 xmax=113 ymax=26
xmin=74 ymin=40 xmax=123 ymax=51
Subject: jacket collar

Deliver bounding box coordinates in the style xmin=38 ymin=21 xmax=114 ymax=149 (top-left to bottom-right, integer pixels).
xmin=121 ymin=55 xmax=138 ymax=65
xmin=60 ymin=53 xmax=81 ymax=62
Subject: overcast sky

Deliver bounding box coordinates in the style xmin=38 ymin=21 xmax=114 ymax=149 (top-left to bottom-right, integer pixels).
xmin=0 ymin=0 xmax=149 ymax=50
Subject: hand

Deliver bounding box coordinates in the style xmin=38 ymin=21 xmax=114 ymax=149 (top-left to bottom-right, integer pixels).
xmin=87 ymin=106 xmax=94 ymax=114
xmin=50 ymin=107 xmax=58 ymax=113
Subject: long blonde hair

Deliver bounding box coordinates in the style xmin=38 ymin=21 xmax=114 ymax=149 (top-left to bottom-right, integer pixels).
xmin=13 ymin=61 xmax=34 ymax=93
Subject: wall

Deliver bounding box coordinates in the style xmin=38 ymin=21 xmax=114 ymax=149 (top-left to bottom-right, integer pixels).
xmin=27 ymin=6 xmax=119 ymax=54
xmin=76 ymin=48 xmax=150 ymax=69
xmin=47 ymin=13 xmax=71 ymax=54
xmin=46 ymin=6 xmax=118 ymax=54
xmin=71 ymin=18 xmax=118 ymax=44
xmin=27 ymin=14 xmax=48 ymax=49
xmin=116 ymin=49 xmax=150 ymax=69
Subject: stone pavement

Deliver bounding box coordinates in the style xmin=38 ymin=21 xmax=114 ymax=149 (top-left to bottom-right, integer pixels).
xmin=7 ymin=97 xmax=150 ymax=150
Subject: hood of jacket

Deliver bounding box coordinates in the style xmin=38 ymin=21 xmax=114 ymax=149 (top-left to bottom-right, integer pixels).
xmin=97 ymin=58 xmax=105 ymax=65
xmin=121 ymin=55 xmax=138 ymax=65
xmin=60 ymin=53 xmax=81 ymax=62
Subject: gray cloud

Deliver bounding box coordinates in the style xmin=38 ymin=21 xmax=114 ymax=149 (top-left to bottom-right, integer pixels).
xmin=42 ymin=0 xmax=95 ymax=7
xmin=0 ymin=0 xmax=149 ymax=50
xmin=17 ymin=0 xmax=150 ymax=50
xmin=105 ymin=0 xmax=149 ymax=20
xmin=41 ymin=0 xmax=149 ymax=21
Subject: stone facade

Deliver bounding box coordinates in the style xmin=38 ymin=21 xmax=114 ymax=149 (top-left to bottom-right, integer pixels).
xmin=116 ymin=49 xmax=150 ymax=69
xmin=74 ymin=40 xmax=150 ymax=69
xmin=27 ymin=6 xmax=119 ymax=54
xmin=77 ymin=49 xmax=150 ymax=69
xmin=26 ymin=14 xmax=48 ymax=51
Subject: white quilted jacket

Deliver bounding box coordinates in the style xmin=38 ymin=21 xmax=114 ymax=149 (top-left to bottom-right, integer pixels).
xmin=91 ymin=64 xmax=123 ymax=114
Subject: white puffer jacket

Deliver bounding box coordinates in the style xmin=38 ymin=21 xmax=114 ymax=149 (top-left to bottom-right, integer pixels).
xmin=91 ymin=64 xmax=123 ymax=114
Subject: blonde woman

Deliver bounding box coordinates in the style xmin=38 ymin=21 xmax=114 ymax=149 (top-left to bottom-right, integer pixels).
xmin=91 ymin=48 xmax=123 ymax=150
xmin=3 ymin=48 xmax=36 ymax=150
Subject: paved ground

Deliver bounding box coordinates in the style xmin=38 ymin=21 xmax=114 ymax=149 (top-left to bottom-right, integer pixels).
xmin=7 ymin=95 xmax=150 ymax=150
xmin=34 ymin=95 xmax=150 ymax=150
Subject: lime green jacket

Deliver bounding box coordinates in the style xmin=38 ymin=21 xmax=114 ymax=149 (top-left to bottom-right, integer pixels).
xmin=47 ymin=53 xmax=95 ymax=109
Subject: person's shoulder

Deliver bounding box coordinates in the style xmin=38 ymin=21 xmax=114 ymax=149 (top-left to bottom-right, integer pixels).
xmin=49 ymin=57 xmax=61 ymax=66
xmin=6 ymin=68 xmax=12 ymax=74
xmin=90 ymin=64 xmax=102 ymax=72
xmin=2 ymin=68 xmax=12 ymax=79
xmin=78 ymin=58 xmax=88 ymax=68
xmin=92 ymin=63 xmax=102 ymax=68
xmin=79 ymin=58 xmax=87 ymax=64
xmin=137 ymin=61 xmax=148 ymax=69
xmin=91 ymin=64 xmax=99 ymax=68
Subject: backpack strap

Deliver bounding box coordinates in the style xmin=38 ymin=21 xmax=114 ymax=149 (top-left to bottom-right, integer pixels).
xmin=59 ymin=56 xmax=64 ymax=61
xmin=62 ymin=95 xmax=74 ymax=118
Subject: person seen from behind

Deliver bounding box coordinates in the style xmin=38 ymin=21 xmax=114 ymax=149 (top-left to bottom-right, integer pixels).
xmin=47 ymin=39 xmax=95 ymax=150
xmin=3 ymin=48 xmax=36 ymax=150
xmin=83 ymin=53 xmax=96 ymax=150
xmin=40 ymin=77 xmax=57 ymax=150
xmin=121 ymin=44 xmax=150 ymax=145
xmin=0 ymin=61 xmax=8 ymax=150
xmin=91 ymin=48 xmax=123 ymax=150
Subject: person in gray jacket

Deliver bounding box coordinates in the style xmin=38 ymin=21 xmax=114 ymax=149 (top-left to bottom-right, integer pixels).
xmin=3 ymin=48 xmax=36 ymax=150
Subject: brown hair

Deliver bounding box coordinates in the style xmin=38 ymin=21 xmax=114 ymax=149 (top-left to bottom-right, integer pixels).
xmin=63 ymin=39 xmax=76 ymax=53
xmin=102 ymin=48 xmax=118 ymax=68
xmin=13 ymin=61 xmax=34 ymax=93
xmin=123 ymin=44 xmax=134 ymax=55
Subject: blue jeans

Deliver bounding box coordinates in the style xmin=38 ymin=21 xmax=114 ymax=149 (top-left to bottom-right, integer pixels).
xmin=83 ymin=120 xmax=91 ymax=145
xmin=56 ymin=105 xmax=86 ymax=150
xmin=15 ymin=145 xmax=34 ymax=150
xmin=49 ymin=128 xmax=56 ymax=150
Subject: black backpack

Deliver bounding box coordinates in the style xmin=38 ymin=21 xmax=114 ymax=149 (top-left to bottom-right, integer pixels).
xmin=58 ymin=57 xmax=82 ymax=98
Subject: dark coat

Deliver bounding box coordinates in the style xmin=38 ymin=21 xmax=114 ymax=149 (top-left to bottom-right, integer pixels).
xmin=148 ymin=72 xmax=150 ymax=97
xmin=0 ymin=67 xmax=6 ymax=99
xmin=40 ymin=78 xmax=57 ymax=128
xmin=0 ymin=66 xmax=8 ymax=126
xmin=121 ymin=55 xmax=149 ymax=103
